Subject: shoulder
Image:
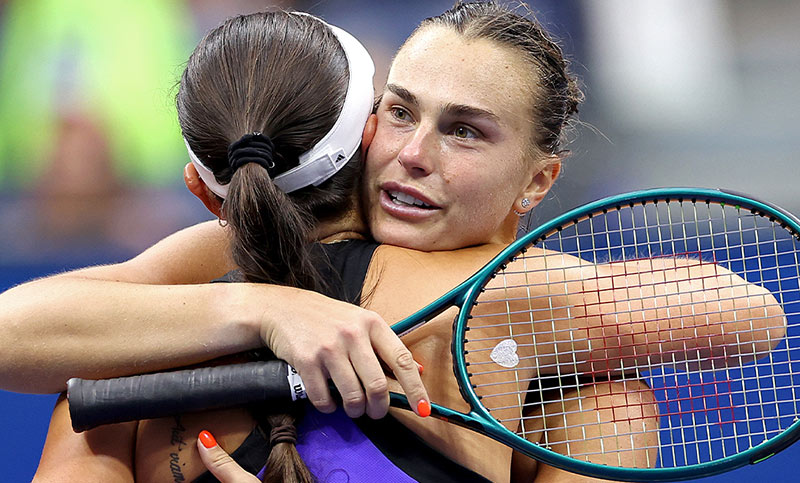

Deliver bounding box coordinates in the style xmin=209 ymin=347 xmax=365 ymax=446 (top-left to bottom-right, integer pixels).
xmin=124 ymin=221 xmax=235 ymax=284
xmin=363 ymin=244 xmax=509 ymax=320
xmin=374 ymin=243 xmax=507 ymax=275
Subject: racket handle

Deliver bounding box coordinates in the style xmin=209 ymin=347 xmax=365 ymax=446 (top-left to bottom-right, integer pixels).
xmin=67 ymin=360 xmax=305 ymax=432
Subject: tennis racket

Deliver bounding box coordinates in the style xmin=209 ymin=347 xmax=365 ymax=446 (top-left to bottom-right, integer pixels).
xmin=68 ymin=188 xmax=800 ymax=481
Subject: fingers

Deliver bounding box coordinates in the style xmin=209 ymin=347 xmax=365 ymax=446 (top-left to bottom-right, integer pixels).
xmin=371 ymin=323 xmax=430 ymax=419
xmin=298 ymin=365 xmax=337 ymax=414
xmin=196 ymin=430 xmax=261 ymax=483
xmin=326 ymin=352 xmax=370 ymax=418
xmin=260 ymin=293 xmax=429 ymax=420
xmin=347 ymin=339 xmax=390 ymax=419
xmin=295 ymin=341 xmax=369 ymax=417
xmin=297 ymin=318 xmax=428 ymax=420
xmin=316 ymin=323 xmax=379 ymax=418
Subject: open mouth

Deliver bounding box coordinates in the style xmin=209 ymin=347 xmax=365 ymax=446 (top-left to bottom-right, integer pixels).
xmin=387 ymin=190 xmax=436 ymax=209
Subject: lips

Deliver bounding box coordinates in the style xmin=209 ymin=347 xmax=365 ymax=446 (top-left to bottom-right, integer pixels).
xmin=378 ymin=182 xmax=441 ymax=220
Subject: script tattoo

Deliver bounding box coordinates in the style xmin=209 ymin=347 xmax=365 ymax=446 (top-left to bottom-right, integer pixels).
xmin=168 ymin=416 xmax=188 ymax=482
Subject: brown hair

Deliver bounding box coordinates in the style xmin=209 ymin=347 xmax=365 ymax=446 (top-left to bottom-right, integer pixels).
xmin=178 ymin=11 xmax=360 ymax=293
xmin=416 ymin=1 xmax=583 ymax=158
xmin=177 ymin=11 xmax=362 ymax=482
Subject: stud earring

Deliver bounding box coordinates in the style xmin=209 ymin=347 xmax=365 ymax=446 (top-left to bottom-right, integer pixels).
xmin=514 ymin=198 xmax=532 ymax=217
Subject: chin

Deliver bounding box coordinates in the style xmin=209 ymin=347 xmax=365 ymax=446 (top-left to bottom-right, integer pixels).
xmin=373 ymin=227 xmax=433 ymax=251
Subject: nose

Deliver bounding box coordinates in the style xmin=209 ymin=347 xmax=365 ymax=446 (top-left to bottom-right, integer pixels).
xmin=397 ymin=124 xmax=435 ymax=177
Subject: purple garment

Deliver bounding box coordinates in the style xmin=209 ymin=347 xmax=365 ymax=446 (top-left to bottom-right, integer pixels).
xmin=257 ymin=406 xmax=417 ymax=483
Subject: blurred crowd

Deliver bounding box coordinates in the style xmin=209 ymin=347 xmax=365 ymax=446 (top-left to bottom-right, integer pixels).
xmin=0 ymin=0 xmax=506 ymax=263
xmin=0 ymin=0 xmax=798 ymax=265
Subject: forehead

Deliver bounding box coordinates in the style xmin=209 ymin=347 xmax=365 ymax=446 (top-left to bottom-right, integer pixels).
xmin=388 ymin=26 xmax=534 ymax=129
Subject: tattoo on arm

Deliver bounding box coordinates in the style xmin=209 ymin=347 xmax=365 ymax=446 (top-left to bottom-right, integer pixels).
xmin=168 ymin=416 xmax=188 ymax=482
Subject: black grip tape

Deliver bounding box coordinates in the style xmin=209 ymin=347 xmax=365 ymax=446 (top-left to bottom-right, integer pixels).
xmin=67 ymin=360 xmax=293 ymax=432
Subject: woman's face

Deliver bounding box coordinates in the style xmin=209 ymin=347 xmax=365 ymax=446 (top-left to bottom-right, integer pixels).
xmin=363 ymin=27 xmax=550 ymax=250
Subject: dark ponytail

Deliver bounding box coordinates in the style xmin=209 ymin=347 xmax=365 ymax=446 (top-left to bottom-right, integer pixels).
xmin=260 ymin=413 xmax=312 ymax=483
xmin=177 ymin=11 xmax=362 ymax=482
xmin=225 ymin=159 xmax=320 ymax=291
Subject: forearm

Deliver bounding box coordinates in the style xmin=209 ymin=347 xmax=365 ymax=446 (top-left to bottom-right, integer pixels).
xmin=0 ymin=220 xmax=257 ymax=393
xmin=519 ymin=255 xmax=786 ymax=374
xmin=0 ymin=276 xmax=265 ymax=393
xmin=587 ymin=258 xmax=786 ymax=371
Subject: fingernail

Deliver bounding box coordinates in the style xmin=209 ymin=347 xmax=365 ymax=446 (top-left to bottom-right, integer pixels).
xmin=417 ymin=362 xmax=424 ymax=375
xmin=199 ymin=430 xmax=217 ymax=448
xmin=417 ymin=399 xmax=431 ymax=418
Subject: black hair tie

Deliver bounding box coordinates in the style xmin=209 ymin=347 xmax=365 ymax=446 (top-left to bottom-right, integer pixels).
xmin=269 ymin=424 xmax=298 ymax=446
xmin=227 ymin=132 xmax=277 ymax=174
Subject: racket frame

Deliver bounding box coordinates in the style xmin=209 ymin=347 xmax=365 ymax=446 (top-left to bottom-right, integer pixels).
xmin=390 ymin=187 xmax=800 ymax=481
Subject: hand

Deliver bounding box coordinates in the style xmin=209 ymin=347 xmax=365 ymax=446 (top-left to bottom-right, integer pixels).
xmin=252 ymin=285 xmax=429 ymax=420
xmin=197 ymin=430 xmax=260 ymax=482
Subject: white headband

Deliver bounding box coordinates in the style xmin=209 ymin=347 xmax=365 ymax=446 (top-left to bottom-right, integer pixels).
xmin=185 ymin=14 xmax=375 ymax=198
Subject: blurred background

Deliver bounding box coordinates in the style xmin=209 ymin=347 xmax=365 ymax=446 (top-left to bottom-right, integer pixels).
xmin=1 ymin=0 xmax=798 ymax=481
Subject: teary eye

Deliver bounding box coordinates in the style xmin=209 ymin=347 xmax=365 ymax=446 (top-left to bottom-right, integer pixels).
xmin=453 ymin=126 xmax=477 ymax=139
xmin=392 ymin=107 xmax=411 ymax=121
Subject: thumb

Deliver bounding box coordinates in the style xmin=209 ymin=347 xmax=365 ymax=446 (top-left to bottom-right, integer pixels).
xmin=196 ymin=430 xmax=261 ymax=483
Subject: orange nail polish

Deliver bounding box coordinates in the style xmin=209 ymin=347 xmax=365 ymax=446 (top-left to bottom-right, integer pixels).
xmin=417 ymin=399 xmax=431 ymax=418
xmin=199 ymin=430 xmax=217 ymax=448
xmin=417 ymin=363 xmax=424 ymax=375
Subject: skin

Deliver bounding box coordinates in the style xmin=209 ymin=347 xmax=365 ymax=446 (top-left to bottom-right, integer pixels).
xmin=364 ymin=27 xmax=558 ymax=250
xmin=31 ymin=26 xmax=787 ymax=483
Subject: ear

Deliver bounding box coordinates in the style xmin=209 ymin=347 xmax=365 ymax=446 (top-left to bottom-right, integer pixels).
xmin=515 ymin=157 xmax=561 ymax=215
xmin=184 ymin=162 xmax=224 ymax=218
xmin=360 ymin=114 xmax=378 ymax=158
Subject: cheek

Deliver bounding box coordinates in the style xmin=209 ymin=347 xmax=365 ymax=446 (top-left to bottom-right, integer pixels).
xmin=448 ymin=177 xmax=508 ymax=228
xmin=446 ymin=162 xmax=517 ymax=206
xmin=368 ymin=124 xmax=402 ymax=166
xmin=363 ymin=141 xmax=393 ymax=188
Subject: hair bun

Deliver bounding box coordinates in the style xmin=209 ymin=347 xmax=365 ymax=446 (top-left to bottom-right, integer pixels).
xmin=228 ymin=132 xmax=280 ymax=175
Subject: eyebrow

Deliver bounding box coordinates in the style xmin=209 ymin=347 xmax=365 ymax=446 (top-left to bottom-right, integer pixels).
xmin=441 ymin=103 xmax=500 ymax=124
xmin=386 ymin=84 xmax=419 ymax=106
xmin=386 ymin=83 xmax=500 ymax=124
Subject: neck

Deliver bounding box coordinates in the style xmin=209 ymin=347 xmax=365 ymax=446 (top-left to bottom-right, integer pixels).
xmin=315 ymin=207 xmax=368 ymax=243
xmin=488 ymin=211 xmax=523 ymax=246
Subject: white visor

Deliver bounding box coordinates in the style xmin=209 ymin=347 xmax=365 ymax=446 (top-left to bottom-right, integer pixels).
xmin=185 ymin=13 xmax=375 ymax=198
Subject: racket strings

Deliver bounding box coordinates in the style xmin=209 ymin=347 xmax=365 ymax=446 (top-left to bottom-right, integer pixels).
xmin=468 ymin=300 xmax=783 ymax=340
xmin=461 ymin=199 xmax=800 ymax=468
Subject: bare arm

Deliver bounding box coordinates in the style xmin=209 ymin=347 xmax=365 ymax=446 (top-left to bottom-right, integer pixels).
xmin=0 ymin=222 xmax=429 ymax=420
xmin=486 ymin=251 xmax=788 ymax=376
xmin=0 ymin=221 xmax=262 ymax=393
xmin=589 ymin=257 xmax=786 ymax=371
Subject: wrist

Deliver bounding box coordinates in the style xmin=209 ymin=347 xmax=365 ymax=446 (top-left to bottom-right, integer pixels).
xmin=213 ymin=282 xmax=271 ymax=352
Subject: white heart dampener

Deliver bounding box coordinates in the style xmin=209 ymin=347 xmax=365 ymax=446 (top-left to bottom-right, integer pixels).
xmin=490 ymin=338 xmax=520 ymax=368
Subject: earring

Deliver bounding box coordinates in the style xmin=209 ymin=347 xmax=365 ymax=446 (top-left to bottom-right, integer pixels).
xmin=514 ymin=198 xmax=532 ymax=217
xmin=218 ymin=203 xmax=228 ymax=227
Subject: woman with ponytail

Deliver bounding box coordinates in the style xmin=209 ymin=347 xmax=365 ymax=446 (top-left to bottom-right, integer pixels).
xmin=34 ymin=10 xmax=433 ymax=483
xmin=178 ymin=12 xmax=375 ymax=483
